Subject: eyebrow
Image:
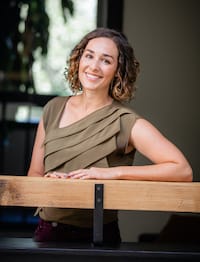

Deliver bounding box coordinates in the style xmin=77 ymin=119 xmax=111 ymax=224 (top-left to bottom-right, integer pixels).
xmin=85 ymin=48 xmax=114 ymax=60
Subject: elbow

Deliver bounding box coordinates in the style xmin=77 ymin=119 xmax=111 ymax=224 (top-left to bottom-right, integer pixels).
xmin=186 ymin=166 xmax=193 ymax=182
xmin=181 ymin=164 xmax=193 ymax=182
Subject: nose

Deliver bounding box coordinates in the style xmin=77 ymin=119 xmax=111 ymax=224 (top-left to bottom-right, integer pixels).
xmin=89 ymin=59 xmax=100 ymax=71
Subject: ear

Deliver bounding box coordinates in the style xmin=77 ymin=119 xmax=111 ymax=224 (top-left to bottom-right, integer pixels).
xmin=115 ymin=70 xmax=119 ymax=78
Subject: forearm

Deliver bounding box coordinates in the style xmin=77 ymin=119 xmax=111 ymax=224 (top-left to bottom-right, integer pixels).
xmin=95 ymin=162 xmax=193 ymax=182
xmin=27 ymin=119 xmax=45 ymax=178
xmin=27 ymin=168 xmax=44 ymax=177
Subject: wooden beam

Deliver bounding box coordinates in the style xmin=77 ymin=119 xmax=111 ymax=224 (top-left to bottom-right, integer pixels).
xmin=0 ymin=175 xmax=200 ymax=213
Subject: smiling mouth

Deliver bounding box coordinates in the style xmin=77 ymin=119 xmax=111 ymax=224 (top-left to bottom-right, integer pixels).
xmin=85 ymin=72 xmax=102 ymax=80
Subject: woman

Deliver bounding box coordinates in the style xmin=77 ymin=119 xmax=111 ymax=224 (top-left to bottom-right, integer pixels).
xmin=28 ymin=27 xmax=192 ymax=243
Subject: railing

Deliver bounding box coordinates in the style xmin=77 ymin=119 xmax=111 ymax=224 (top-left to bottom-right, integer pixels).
xmin=0 ymin=175 xmax=200 ymax=244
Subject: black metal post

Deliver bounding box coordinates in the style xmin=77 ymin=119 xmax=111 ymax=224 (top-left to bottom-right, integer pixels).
xmin=93 ymin=183 xmax=104 ymax=245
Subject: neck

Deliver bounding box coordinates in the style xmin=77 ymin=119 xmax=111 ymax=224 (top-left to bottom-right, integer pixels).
xmin=80 ymin=91 xmax=113 ymax=112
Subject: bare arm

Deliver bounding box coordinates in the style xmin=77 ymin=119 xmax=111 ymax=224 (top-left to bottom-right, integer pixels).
xmin=117 ymin=118 xmax=193 ymax=181
xmin=66 ymin=118 xmax=193 ymax=181
xmin=27 ymin=119 xmax=45 ymax=177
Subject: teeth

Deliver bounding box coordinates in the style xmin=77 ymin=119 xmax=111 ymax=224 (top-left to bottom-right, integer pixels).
xmin=86 ymin=73 xmax=99 ymax=80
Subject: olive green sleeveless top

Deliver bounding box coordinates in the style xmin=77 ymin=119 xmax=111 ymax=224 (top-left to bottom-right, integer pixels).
xmin=38 ymin=96 xmax=140 ymax=227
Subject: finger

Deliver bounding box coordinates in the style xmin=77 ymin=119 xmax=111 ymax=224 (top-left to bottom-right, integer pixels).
xmin=80 ymin=175 xmax=93 ymax=180
xmin=67 ymin=169 xmax=84 ymax=176
xmin=44 ymin=172 xmax=60 ymax=178
xmin=44 ymin=173 xmax=57 ymax=178
xmin=63 ymin=173 xmax=69 ymax=179
xmin=70 ymin=173 xmax=86 ymax=179
xmin=67 ymin=170 xmax=86 ymax=178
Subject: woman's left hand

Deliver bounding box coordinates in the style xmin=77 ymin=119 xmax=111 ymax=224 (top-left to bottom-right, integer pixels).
xmin=44 ymin=168 xmax=118 ymax=180
xmin=66 ymin=167 xmax=120 ymax=180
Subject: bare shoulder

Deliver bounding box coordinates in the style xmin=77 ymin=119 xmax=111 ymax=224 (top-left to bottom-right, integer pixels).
xmin=130 ymin=118 xmax=171 ymax=151
xmin=132 ymin=118 xmax=162 ymax=137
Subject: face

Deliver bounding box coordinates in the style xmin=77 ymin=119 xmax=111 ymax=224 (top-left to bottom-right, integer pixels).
xmin=78 ymin=37 xmax=119 ymax=93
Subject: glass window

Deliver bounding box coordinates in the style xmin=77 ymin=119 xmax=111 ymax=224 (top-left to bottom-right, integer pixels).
xmin=32 ymin=0 xmax=97 ymax=96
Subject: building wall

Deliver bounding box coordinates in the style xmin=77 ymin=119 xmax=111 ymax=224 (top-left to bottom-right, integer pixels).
xmin=119 ymin=0 xmax=200 ymax=242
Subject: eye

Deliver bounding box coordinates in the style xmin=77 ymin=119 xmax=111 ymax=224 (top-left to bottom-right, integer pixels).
xmin=102 ymin=58 xmax=111 ymax=65
xmin=84 ymin=53 xmax=93 ymax=59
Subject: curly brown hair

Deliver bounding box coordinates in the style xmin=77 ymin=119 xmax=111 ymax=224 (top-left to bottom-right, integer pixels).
xmin=65 ymin=27 xmax=140 ymax=102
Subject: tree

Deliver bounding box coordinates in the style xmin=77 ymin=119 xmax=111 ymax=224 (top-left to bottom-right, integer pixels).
xmin=0 ymin=0 xmax=74 ymax=93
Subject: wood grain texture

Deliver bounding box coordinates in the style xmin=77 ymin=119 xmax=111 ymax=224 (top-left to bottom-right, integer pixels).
xmin=0 ymin=175 xmax=200 ymax=212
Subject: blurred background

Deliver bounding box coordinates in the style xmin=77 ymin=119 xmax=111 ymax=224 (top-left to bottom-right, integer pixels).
xmin=0 ymin=0 xmax=199 ymax=243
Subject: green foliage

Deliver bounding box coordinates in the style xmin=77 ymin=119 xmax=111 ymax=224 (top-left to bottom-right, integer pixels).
xmin=0 ymin=0 xmax=74 ymax=92
xmin=20 ymin=0 xmax=74 ymax=56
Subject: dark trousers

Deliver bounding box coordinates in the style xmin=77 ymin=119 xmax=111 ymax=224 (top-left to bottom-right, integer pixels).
xmin=34 ymin=219 xmax=121 ymax=244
